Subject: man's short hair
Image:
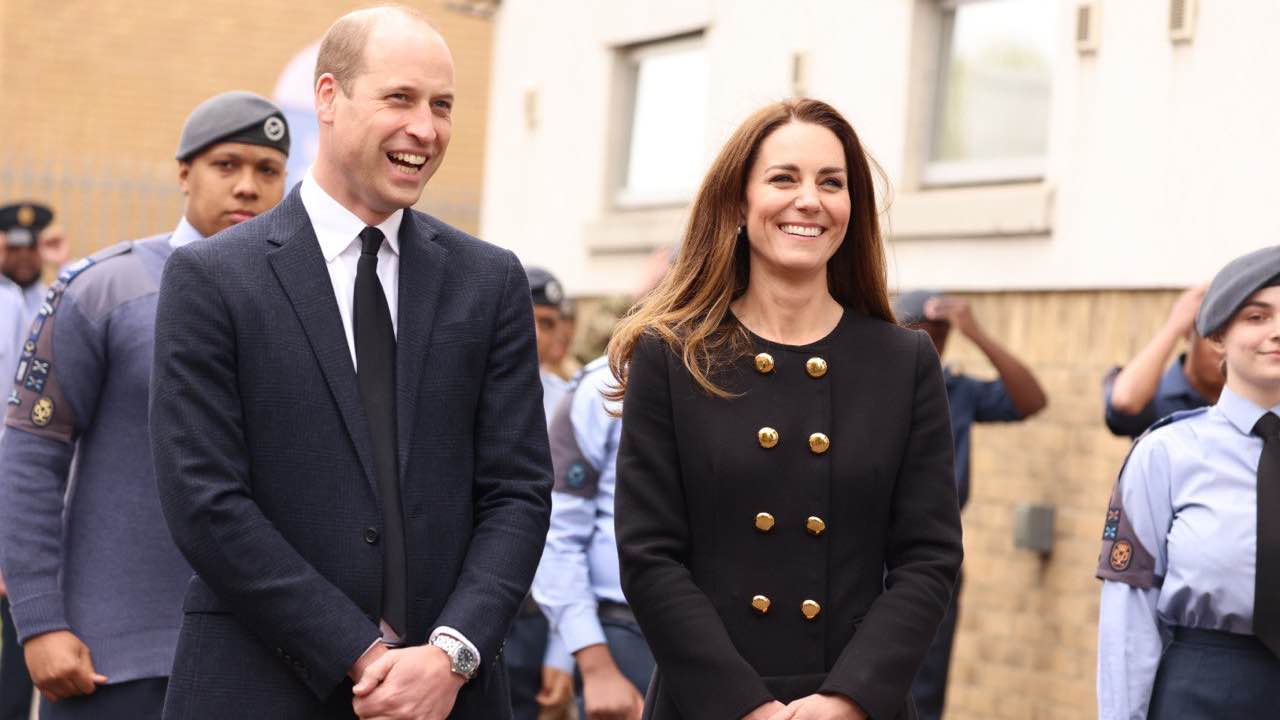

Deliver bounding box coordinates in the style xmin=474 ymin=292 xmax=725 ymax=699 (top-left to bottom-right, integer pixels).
xmin=314 ymin=5 xmax=439 ymax=94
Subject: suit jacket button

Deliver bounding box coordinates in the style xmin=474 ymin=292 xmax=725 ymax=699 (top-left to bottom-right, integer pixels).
xmin=751 ymin=595 xmax=771 ymax=614
xmin=754 ymin=353 xmax=775 ymax=374
xmin=808 ymin=433 xmax=830 ymax=455
xmin=757 ymin=427 xmax=779 ymax=449
xmin=364 ymin=527 xmax=379 ymax=544
xmin=806 ymin=516 xmax=826 ymax=536
xmin=754 ymin=512 xmax=775 ymax=532
xmin=801 ymin=599 xmax=822 ymax=620
xmin=806 ymin=357 xmax=828 ymax=378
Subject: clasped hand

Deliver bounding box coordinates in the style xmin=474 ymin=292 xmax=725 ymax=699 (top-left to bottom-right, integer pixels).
xmin=351 ymin=644 xmax=465 ymax=720
xmin=745 ymin=693 xmax=868 ymax=720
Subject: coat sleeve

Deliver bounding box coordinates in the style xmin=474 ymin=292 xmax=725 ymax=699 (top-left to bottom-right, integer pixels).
xmin=150 ymin=246 xmax=380 ymax=700
xmin=616 ymin=335 xmax=774 ymax=719
xmin=819 ymin=331 xmax=964 ymax=719
xmin=430 ymin=250 xmax=553 ymax=663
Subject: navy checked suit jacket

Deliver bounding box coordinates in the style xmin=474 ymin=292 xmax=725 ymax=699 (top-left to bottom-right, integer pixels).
xmin=150 ymin=187 xmax=552 ymax=718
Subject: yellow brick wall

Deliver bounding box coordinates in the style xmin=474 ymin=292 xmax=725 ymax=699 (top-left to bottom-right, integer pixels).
xmin=937 ymin=289 xmax=1184 ymax=720
xmin=0 ymin=0 xmax=492 ymax=256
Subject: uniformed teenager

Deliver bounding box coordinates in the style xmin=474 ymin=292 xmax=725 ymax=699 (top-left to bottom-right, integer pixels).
xmin=0 ymin=91 xmax=289 ymax=720
xmin=1102 ymin=283 xmax=1222 ymax=439
xmin=506 ymin=265 xmax=576 ymax=720
xmin=1097 ymin=244 xmax=1280 ymax=719
xmin=895 ymin=290 xmax=1047 ymax=720
xmin=608 ymin=98 xmax=962 ymax=720
xmin=532 ymin=355 xmax=656 ymax=720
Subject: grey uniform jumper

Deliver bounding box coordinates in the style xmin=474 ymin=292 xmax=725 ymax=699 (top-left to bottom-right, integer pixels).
xmin=0 ymin=235 xmax=192 ymax=684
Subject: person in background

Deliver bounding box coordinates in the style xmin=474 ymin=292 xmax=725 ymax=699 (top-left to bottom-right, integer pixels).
xmin=0 ymin=91 xmax=290 ymax=720
xmin=896 ymin=290 xmax=1047 ymax=720
xmin=0 ymin=203 xmax=65 ymax=324
xmin=1097 ymin=245 xmax=1280 ymax=718
xmin=1103 ymin=284 xmax=1223 ymax=439
xmin=555 ymin=298 xmax=581 ymax=379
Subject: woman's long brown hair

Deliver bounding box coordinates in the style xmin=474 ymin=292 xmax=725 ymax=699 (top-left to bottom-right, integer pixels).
xmin=606 ymin=98 xmax=894 ymax=401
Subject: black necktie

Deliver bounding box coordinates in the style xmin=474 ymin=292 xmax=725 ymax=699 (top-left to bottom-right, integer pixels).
xmin=1251 ymin=412 xmax=1280 ymax=657
xmin=354 ymin=226 xmax=406 ymax=636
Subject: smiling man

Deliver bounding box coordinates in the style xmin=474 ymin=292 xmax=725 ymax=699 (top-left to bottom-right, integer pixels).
xmin=149 ymin=7 xmax=551 ymax=720
xmin=0 ymin=91 xmax=288 ymax=720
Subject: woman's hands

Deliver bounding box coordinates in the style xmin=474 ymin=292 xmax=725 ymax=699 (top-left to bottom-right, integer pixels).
xmin=765 ymin=693 xmax=867 ymax=720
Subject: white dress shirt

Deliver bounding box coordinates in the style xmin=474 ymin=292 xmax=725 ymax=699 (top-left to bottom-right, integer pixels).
xmin=298 ymin=171 xmax=479 ymax=667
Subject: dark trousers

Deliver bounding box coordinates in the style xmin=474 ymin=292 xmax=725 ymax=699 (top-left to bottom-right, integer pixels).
xmin=0 ymin=597 xmax=33 ymax=720
xmin=910 ymin=574 xmax=961 ymax=720
xmin=41 ymin=677 xmax=166 ymax=720
xmin=574 ymin=608 xmax=654 ymax=718
xmin=1148 ymin=627 xmax=1280 ymax=719
xmin=506 ymin=605 xmax=550 ymax=720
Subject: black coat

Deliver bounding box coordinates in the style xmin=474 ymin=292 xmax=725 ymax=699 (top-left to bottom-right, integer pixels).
xmin=149 ymin=187 xmax=552 ymax=718
xmin=616 ymin=312 xmax=962 ymax=720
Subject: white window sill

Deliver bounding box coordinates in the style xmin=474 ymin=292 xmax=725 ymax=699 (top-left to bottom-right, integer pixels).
xmin=887 ymin=182 xmax=1053 ymax=241
xmin=585 ymin=205 xmax=690 ymax=254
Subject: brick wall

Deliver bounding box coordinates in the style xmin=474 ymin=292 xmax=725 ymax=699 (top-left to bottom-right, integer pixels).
xmin=0 ymin=0 xmax=493 ymax=255
xmin=936 ymin=289 xmax=1183 ymax=720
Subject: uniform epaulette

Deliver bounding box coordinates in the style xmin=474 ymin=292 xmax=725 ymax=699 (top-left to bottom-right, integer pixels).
xmin=1115 ymin=406 xmax=1209 ymax=478
xmin=24 ymin=242 xmax=135 ymax=354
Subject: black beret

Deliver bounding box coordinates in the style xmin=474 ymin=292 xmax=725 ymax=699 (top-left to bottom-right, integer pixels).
xmin=894 ymin=289 xmax=940 ymax=325
xmin=176 ymin=91 xmax=290 ymax=162
xmin=525 ymin=266 xmax=565 ymax=308
xmin=1196 ymin=245 xmax=1280 ymax=337
xmin=0 ymin=202 xmax=54 ymax=248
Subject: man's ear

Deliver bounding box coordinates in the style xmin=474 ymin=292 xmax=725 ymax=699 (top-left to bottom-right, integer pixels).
xmin=177 ymin=160 xmax=192 ymax=196
xmin=315 ymin=73 xmax=340 ymax=124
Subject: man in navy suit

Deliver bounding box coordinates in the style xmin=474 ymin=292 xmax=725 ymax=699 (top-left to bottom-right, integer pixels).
xmin=149 ymin=7 xmax=552 ymax=719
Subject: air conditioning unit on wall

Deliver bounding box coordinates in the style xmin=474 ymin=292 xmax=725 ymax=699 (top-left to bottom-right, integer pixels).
xmin=1076 ymin=2 xmax=1099 ymax=54
xmin=1170 ymin=0 xmax=1198 ymax=43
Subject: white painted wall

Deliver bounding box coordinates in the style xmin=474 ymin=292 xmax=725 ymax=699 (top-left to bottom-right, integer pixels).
xmin=478 ymin=0 xmax=1280 ymax=296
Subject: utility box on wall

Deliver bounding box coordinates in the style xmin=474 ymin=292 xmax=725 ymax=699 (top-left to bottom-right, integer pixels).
xmin=1013 ymin=503 xmax=1056 ymax=554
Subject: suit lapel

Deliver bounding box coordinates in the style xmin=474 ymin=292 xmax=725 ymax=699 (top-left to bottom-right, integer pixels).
xmin=394 ymin=211 xmax=448 ymax=477
xmin=266 ymin=190 xmax=379 ymax=495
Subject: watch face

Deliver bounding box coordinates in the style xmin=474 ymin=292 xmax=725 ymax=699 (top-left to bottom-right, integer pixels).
xmin=456 ymin=647 xmax=478 ymax=675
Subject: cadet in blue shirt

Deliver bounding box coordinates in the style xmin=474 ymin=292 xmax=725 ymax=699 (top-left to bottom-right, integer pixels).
xmin=1103 ymin=284 xmax=1223 ymax=439
xmin=896 ymin=290 xmax=1047 ymax=720
xmin=1097 ymin=245 xmax=1280 ymax=719
xmin=0 ymin=92 xmax=289 ymax=720
xmin=532 ymin=356 xmax=654 ymax=720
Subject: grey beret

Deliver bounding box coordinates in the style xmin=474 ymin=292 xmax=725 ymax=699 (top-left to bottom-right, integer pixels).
xmin=1196 ymin=245 xmax=1280 ymax=337
xmin=176 ymin=91 xmax=290 ymax=161
xmin=894 ymin=290 xmax=940 ymax=325
xmin=525 ymin=266 xmax=565 ymax=308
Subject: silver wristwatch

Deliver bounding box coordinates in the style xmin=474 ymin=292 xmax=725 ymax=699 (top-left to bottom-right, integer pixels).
xmin=430 ymin=634 xmax=479 ymax=680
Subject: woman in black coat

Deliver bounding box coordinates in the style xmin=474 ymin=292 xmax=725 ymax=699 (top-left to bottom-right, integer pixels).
xmin=607 ymin=99 xmax=962 ymax=720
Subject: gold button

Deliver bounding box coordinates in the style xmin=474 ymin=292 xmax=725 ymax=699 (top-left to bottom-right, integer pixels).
xmin=806 ymin=516 xmax=826 ymax=536
xmin=808 ymin=432 xmax=829 ymax=454
xmin=801 ymin=599 xmax=822 ymax=620
xmin=758 ymin=427 xmax=779 ymax=449
xmin=755 ymin=512 xmax=776 ymax=532
xmin=754 ymin=352 xmax=775 ymax=374
xmin=806 ymin=357 xmax=828 ymax=378
xmin=752 ymin=595 xmax=772 ymax=614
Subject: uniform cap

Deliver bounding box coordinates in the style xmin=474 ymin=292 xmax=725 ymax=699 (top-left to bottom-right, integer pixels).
xmin=0 ymin=202 xmax=54 ymax=248
xmin=176 ymin=91 xmax=290 ymax=162
xmin=525 ymin=266 xmax=565 ymax=308
xmin=1196 ymin=246 xmax=1280 ymax=337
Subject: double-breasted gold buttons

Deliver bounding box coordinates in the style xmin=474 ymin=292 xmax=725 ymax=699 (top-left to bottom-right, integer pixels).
xmin=755 ymin=512 xmax=775 ymax=532
xmin=808 ymin=432 xmax=830 ymax=454
xmin=752 ymin=595 xmax=772 ymax=614
xmin=806 ymin=516 xmax=826 ymax=536
xmin=801 ymin=600 xmax=822 ymax=620
xmin=758 ymin=427 xmax=779 ymax=449
xmin=806 ymin=357 xmax=828 ymax=378
xmin=754 ymin=353 xmax=775 ymax=374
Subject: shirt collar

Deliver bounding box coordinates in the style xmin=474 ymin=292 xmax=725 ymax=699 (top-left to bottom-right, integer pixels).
xmin=299 ymin=169 xmax=403 ymax=263
xmin=1216 ymin=385 xmax=1280 ymax=437
xmin=170 ymin=216 xmax=206 ymax=249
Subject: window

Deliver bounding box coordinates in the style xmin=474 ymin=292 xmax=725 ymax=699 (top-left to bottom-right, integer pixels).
xmin=926 ymin=0 xmax=1057 ymax=185
xmin=615 ymin=35 xmax=709 ymax=207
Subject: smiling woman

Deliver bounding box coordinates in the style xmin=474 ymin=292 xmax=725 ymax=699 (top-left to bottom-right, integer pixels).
xmin=607 ymin=99 xmax=962 ymax=720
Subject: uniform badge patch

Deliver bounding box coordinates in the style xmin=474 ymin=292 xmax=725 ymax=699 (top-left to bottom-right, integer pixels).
xmin=17 ymin=204 xmax=35 ymax=226
xmin=566 ymin=462 xmax=587 ymax=490
xmin=1103 ymin=508 xmax=1120 ymax=540
xmin=1109 ymin=540 xmax=1133 ymax=571
xmin=30 ymin=396 xmax=54 ymax=427
xmin=264 ymin=116 xmax=286 ymax=141
xmin=23 ymin=358 xmax=50 ymax=393
xmin=6 ymin=390 xmax=20 ymax=406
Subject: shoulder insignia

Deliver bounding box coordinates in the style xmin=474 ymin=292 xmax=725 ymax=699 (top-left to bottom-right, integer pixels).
xmin=549 ymin=381 xmax=601 ymax=499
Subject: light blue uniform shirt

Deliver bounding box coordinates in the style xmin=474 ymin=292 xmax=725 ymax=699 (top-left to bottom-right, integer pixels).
xmin=1 ymin=276 xmax=25 ymax=379
xmin=1097 ymin=385 xmax=1271 ymax=719
xmin=536 ymin=366 xmax=574 ymax=672
xmin=532 ymin=358 xmax=627 ymax=658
